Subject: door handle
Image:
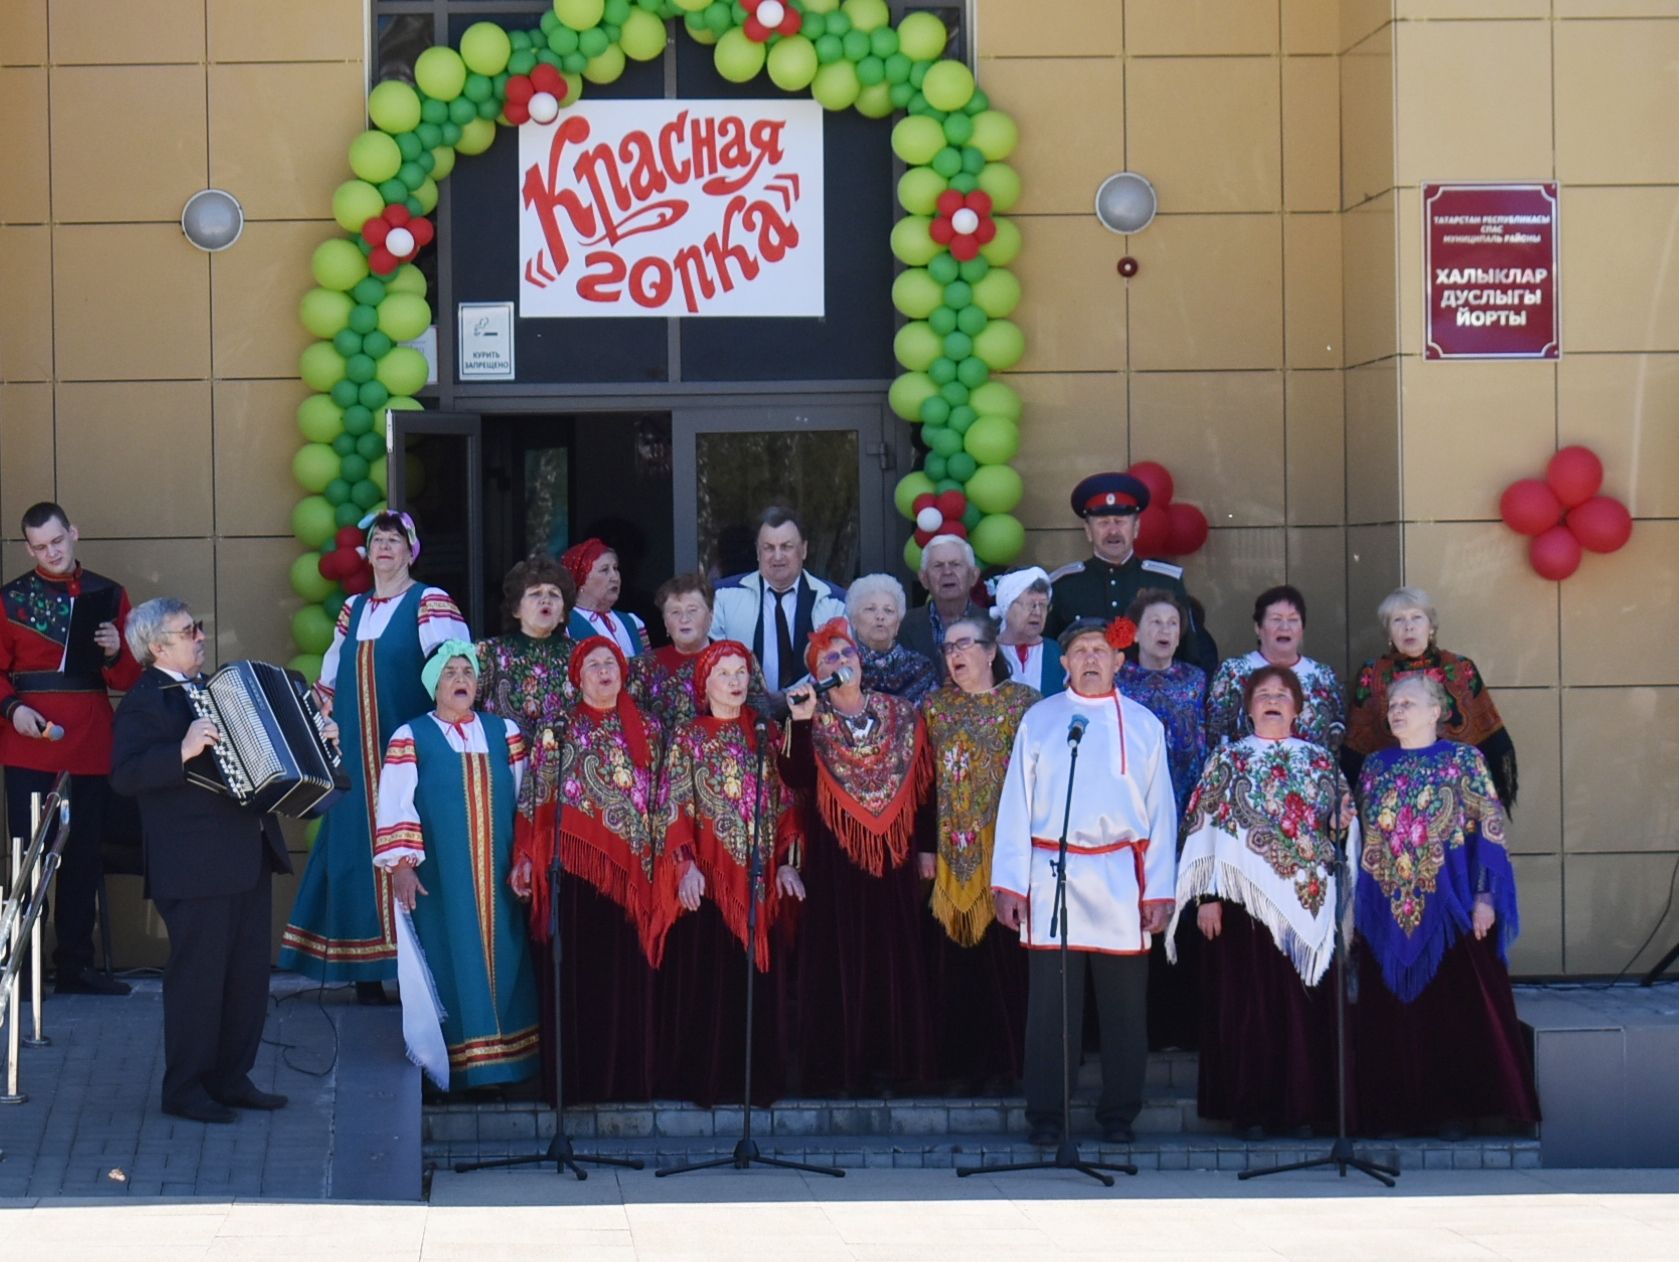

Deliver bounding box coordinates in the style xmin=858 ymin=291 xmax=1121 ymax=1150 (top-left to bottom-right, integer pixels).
xmin=864 ymin=440 xmax=893 ymax=471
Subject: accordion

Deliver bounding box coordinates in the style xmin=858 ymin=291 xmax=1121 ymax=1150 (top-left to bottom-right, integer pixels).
xmin=182 ymin=660 xmax=349 ymax=819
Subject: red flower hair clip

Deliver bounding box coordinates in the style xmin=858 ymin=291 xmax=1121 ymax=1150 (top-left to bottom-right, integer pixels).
xmin=1105 ymin=617 xmax=1137 ymax=651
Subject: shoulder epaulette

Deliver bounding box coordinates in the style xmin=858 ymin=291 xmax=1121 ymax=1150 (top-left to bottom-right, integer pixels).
xmin=1047 ymin=560 xmax=1086 ymax=583
xmin=1140 ymin=559 xmax=1184 ymax=579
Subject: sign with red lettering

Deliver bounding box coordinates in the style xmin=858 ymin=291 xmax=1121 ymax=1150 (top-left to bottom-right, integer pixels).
xmin=518 ymin=99 xmax=824 ymax=318
xmin=1423 ymin=183 xmax=1559 ymax=360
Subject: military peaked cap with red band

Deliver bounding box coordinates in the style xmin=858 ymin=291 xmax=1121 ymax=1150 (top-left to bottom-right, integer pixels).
xmin=1069 ymin=472 xmax=1151 ymax=518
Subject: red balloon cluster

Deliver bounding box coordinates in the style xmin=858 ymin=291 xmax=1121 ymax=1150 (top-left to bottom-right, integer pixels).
xmin=502 ymin=63 xmax=569 ymax=125
xmin=1127 ymin=461 xmax=1210 ymax=559
xmin=361 ymin=204 xmax=434 ymax=277
xmin=319 ymin=525 xmax=373 ymax=595
xmin=912 ymin=489 xmax=969 ymax=546
xmin=1498 ymin=445 xmax=1633 ymax=581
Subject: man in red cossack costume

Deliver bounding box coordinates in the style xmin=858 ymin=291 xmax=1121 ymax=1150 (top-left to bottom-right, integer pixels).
xmin=1 ymin=501 xmax=143 ymax=994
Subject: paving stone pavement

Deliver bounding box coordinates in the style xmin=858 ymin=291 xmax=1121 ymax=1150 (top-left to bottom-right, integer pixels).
xmin=0 ymin=974 xmax=411 ymax=1200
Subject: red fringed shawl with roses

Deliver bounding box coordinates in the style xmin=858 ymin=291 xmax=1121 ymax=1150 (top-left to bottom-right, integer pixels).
xmin=808 ymin=692 xmax=932 ymax=877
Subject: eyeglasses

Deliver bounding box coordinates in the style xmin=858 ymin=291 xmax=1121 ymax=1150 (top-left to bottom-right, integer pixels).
xmin=818 ymin=644 xmax=858 ymax=668
xmin=941 ymin=636 xmax=983 ymax=655
xmin=161 ymin=620 xmax=205 ymax=640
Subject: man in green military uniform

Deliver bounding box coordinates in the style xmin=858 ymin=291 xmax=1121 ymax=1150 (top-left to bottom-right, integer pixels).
xmin=1046 ymin=472 xmax=1218 ymax=674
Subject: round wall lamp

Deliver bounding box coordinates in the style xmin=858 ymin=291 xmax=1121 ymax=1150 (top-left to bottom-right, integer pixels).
xmin=181 ymin=189 xmax=245 ymax=252
xmin=1093 ymin=172 xmax=1158 ymax=235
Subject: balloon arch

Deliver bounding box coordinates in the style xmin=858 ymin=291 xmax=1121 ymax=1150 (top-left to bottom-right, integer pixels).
xmin=285 ymin=0 xmax=1032 ymax=673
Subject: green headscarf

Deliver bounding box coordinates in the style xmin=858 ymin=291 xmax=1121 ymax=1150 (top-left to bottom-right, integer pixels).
xmin=422 ymin=638 xmax=479 ymax=701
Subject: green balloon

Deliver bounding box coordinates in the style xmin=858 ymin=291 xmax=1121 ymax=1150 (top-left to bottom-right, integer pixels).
xmin=894 ymin=471 xmax=937 ymax=521
xmin=323 ymin=477 xmax=351 ymax=506
xmin=340 ymin=453 xmax=370 ymax=484
xmin=386 ymin=264 xmax=427 ymax=297
xmin=928 ymin=305 xmax=957 ymax=336
xmin=347 ymin=304 xmax=378 ymax=335
xmin=299 ymin=288 xmax=353 ymax=339
xmin=942 ymin=111 xmax=974 ymax=146
xmin=959 ymin=255 xmax=990 ymax=282
xmin=855 ymin=81 xmax=894 ymax=118
xmin=870 ymin=26 xmax=897 ymax=56
xmin=368 ymin=80 xmax=422 ymax=134
xmin=397 ymin=161 xmax=425 ymax=191
xmin=961 ymin=146 xmax=987 ymax=176
xmin=896 ymin=11 xmax=948 ymax=60
xmin=334 ymin=501 xmax=365 ymax=528
xmin=896 ymin=167 xmax=946 ymax=216
xmin=292 ymin=443 xmax=340 ymax=494
xmin=377 ymin=292 xmax=432 ymax=342
xmin=462 ymin=74 xmax=491 ymax=104
xmin=355 ymin=432 xmax=385 ymax=461
xmin=972 ymin=319 xmax=1025 ymax=370
xmin=841 ymin=30 xmax=869 ymax=61
xmin=460 ymin=21 xmax=513 ymax=75
xmin=344 ymin=353 xmax=376 ymax=384
xmin=947 ymin=404 xmax=976 ymax=432
xmin=348 ymin=130 xmax=403 ymax=184
xmin=956 ymin=304 xmax=989 ymax=336
xmin=290 ymin=555 xmax=337 ymax=605
xmin=841 ymin=0 xmax=889 ymax=31
xmin=362 ymin=330 xmax=393 ymax=359
xmin=918 ymin=395 xmax=950 ymax=426
xmin=956 ymin=355 xmax=991 ymax=388
xmin=351 ymin=276 xmax=387 ymax=306
xmin=292 ymin=604 xmax=337 ymax=655
xmin=981 ymin=217 xmax=1022 ymax=266
xmin=970 ymin=512 xmax=1025 ymax=565
xmin=299 ymin=343 xmax=347 ymax=392
xmin=943 ymin=279 xmax=972 ymax=309
xmin=358 ymin=380 xmax=390 ymax=410
xmin=969 ymin=110 xmax=1018 ymax=161
xmin=926 ymin=425 xmax=963 ymax=458
xmin=811 ymin=60 xmax=859 ymax=109
xmin=352 ymin=478 xmax=384 ymax=510
xmin=579 ymin=28 xmax=612 ymax=60
xmin=930 ymin=146 xmax=962 ymax=178
xmin=297 ymin=395 xmax=344 ymax=443
xmin=935 ymin=478 xmax=964 ymax=495
xmin=965 ymin=466 xmax=1024 ymax=515
xmin=312 ymin=238 xmax=370 ymax=292
xmin=456 ymin=116 xmax=496 ymax=156
xmin=889 ymin=216 xmax=938 ymax=266
xmin=331 ymin=180 xmax=385 ymax=233
xmin=963 ymin=415 xmax=1020 ymax=466
xmin=891 ymin=115 xmax=944 ymax=166
xmin=888 ymin=81 xmax=914 ymax=108
xmin=430 ymin=147 xmax=456 ymax=180
xmin=945 ymin=452 xmax=977 ymax=482
xmin=939 ymin=379 xmax=970 ymax=406
xmin=968 ymin=380 xmax=1021 ymax=421
xmin=942 ymin=329 xmax=972 ymax=360
xmin=971 ymin=268 xmax=1021 ymax=318
xmin=292 ymin=496 xmax=337 ymax=548
xmin=331 ymin=433 xmax=356 ymax=456
xmin=376 ymin=346 xmax=429 ymax=397
xmin=768 ymin=34 xmax=818 ymax=91
xmin=369 ymin=456 xmax=390 ymax=494
xmin=714 ymin=28 xmax=766 ymax=83
xmin=927 ymin=356 xmax=957 ymax=385
xmin=342 ymin=405 xmax=374 ymax=436
xmin=949 ymin=172 xmax=979 ymax=194
xmin=621 ymin=8 xmax=668 ymax=60
xmin=448 ymin=96 xmax=478 ymax=125
xmin=331 ymin=328 xmax=362 ymax=358
xmin=977 ymin=162 xmax=1021 ymax=212
xmin=927 ymin=253 xmax=959 ymax=284
xmin=893 ymin=321 xmax=941 ymax=372
xmin=902 ymin=536 xmax=924 ymax=574
xmin=883 ymin=51 xmax=912 ymax=84
xmin=923 ymin=452 xmax=947 ymax=481
xmin=856 ymin=55 xmax=884 ymax=86
xmin=330 ymin=379 xmax=359 ymax=408
xmin=415 ymin=46 xmax=468 ymax=101
xmin=555 ymin=0 xmax=606 ymax=27
xmin=891 ymin=268 xmax=942 ymax=320
xmin=888 ymin=371 xmax=938 ymax=422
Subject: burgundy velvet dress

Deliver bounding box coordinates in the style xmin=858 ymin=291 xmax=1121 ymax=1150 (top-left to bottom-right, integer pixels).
xmin=780 ymin=694 xmax=936 ymax=1096
xmin=651 ymin=710 xmax=801 ymax=1106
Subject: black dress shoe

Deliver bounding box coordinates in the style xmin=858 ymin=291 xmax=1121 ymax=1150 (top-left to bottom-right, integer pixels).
xmin=164 ymin=1099 xmax=237 ymax=1125
xmin=211 ymin=1084 xmax=288 ymax=1111
xmin=355 ymin=981 xmax=391 ymax=1005
xmin=54 ymin=967 xmax=131 ymax=996
xmin=1027 ymin=1124 xmax=1060 ymax=1147
xmin=1102 ymin=1122 xmax=1136 ymax=1145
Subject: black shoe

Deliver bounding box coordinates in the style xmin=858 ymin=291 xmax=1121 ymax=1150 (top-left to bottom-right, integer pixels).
xmin=54 ymin=967 xmax=131 ymax=996
xmin=355 ymin=981 xmax=390 ymax=1005
xmin=164 ymin=1099 xmax=237 ymax=1125
xmin=1102 ymin=1123 xmax=1136 ymax=1145
xmin=1239 ymin=1123 xmax=1267 ymax=1142
xmin=1027 ymin=1124 xmax=1060 ymax=1147
xmin=210 ymin=1083 xmax=288 ymax=1111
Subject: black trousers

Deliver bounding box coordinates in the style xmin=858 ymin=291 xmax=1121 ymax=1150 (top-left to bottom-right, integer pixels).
xmin=3 ymin=768 xmax=111 ymax=973
xmin=1023 ymin=948 xmax=1149 ymax=1130
xmin=153 ymin=875 xmax=273 ymax=1109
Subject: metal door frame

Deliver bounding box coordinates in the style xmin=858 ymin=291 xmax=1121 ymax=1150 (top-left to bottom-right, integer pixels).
xmin=386 ymin=409 xmax=485 ymax=630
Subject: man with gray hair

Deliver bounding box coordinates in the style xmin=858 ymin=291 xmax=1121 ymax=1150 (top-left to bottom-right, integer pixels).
xmin=900 ymin=534 xmax=984 ymax=679
xmin=111 ymin=598 xmax=303 ymax=1124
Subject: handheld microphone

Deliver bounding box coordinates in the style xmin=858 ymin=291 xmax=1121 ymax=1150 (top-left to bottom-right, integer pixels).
xmin=790 ymin=666 xmax=855 ymax=705
xmin=1067 ymin=714 xmax=1089 ymax=747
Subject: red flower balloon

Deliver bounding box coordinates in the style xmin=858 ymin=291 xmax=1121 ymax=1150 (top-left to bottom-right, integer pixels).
xmin=929 ymin=189 xmax=997 ymax=263
xmin=1567 ymin=495 xmax=1633 ymax=554
xmin=1127 ymin=460 xmax=1174 ymax=509
xmin=503 ymin=63 xmax=569 ymax=126
xmin=1546 ymin=445 xmax=1603 ymax=508
xmin=1529 ymin=525 xmax=1582 ymax=582
xmin=1132 ymin=504 xmax=1170 ymax=558
xmin=362 ymin=204 xmax=434 ymax=276
xmin=743 ymin=0 xmax=802 ymax=42
xmin=1498 ymin=478 xmax=1563 ymax=537
xmin=1165 ymin=503 xmax=1209 ymax=556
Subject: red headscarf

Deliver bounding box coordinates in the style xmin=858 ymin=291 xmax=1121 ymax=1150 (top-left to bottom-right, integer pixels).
xmin=568 ymin=636 xmax=651 ymax=768
xmin=693 ymin=640 xmax=755 ymax=715
xmin=804 ymin=616 xmax=857 ymax=680
xmin=559 ymin=537 xmax=610 ymax=591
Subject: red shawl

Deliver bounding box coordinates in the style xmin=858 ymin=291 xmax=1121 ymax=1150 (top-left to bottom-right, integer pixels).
xmin=809 ymin=691 xmax=932 ymax=877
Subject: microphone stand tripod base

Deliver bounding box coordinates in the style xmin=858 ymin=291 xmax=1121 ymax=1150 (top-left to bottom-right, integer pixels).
xmin=959 ymin=1138 xmax=1136 ymax=1187
xmin=1238 ymin=1136 xmax=1397 ymax=1188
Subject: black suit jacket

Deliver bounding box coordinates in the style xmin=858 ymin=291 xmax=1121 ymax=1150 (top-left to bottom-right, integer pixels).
xmin=110 ymin=667 xmax=291 ymax=901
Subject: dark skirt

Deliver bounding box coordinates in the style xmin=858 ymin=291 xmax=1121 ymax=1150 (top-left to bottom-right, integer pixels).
xmin=533 ymin=878 xmax=655 ymax=1105
xmin=1197 ymin=903 xmax=1341 ymax=1133
xmin=1147 ymin=912 xmax=1202 ymax=1052
xmin=1352 ymin=931 xmax=1540 ymax=1135
xmin=927 ymin=917 xmax=1027 ymax=1089
xmin=652 ymin=901 xmax=784 ymax=1106
xmin=783 ymin=827 xmax=936 ymax=1096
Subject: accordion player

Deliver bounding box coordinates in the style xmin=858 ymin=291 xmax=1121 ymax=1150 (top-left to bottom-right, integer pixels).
xmin=180 ymin=660 xmax=349 ymax=818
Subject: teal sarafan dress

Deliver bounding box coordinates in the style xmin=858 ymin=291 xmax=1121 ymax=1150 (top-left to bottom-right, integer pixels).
xmin=279 ymin=584 xmax=469 ymax=981
xmin=376 ymin=711 xmax=538 ymax=1089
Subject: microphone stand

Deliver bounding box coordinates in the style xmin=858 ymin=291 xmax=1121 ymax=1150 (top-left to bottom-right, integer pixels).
xmin=1239 ymin=800 xmax=1397 ymax=1186
xmin=960 ymin=721 xmax=1136 ymax=1186
xmin=455 ymin=779 xmax=644 ymax=1180
xmin=660 ymin=714 xmax=843 ymax=1178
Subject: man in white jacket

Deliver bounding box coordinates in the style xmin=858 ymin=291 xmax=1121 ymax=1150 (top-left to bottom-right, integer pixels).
xmin=993 ymin=616 xmax=1178 ymax=1148
xmin=709 ymin=506 xmax=846 ymax=700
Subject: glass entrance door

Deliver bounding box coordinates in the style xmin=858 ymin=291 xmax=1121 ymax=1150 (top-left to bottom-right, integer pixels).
xmin=386 ymin=409 xmax=486 ymax=630
xmin=672 ymin=400 xmax=895 ymax=586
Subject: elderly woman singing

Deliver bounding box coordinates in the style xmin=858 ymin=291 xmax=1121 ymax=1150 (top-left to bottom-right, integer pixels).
xmin=847 ymin=572 xmax=940 ymax=706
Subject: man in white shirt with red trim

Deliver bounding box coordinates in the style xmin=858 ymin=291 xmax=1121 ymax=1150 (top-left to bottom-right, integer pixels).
xmin=993 ymin=615 xmax=1178 ymax=1148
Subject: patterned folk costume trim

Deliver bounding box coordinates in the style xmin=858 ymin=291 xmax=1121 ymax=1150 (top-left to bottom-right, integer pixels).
xmin=809 ymin=691 xmax=932 ymax=877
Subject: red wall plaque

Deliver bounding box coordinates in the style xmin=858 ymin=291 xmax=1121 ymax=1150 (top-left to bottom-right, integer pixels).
xmin=1423 ymin=183 xmax=1559 ymax=360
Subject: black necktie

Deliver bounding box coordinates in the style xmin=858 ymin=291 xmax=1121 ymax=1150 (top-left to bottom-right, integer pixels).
xmin=773 ymin=589 xmax=795 ymax=690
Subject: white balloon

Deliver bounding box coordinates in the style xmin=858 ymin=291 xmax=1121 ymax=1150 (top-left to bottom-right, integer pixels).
xmin=916 ymin=506 xmax=943 ymax=532
xmin=528 ymin=93 xmax=560 ymax=124
xmin=951 ymin=208 xmax=980 ymax=235
xmin=385 ymin=227 xmax=416 ymax=257
xmin=759 ymin=0 xmax=787 ymax=27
